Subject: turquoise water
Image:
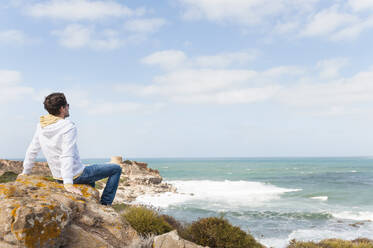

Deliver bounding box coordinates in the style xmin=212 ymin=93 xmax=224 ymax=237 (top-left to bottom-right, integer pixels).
xmin=39 ymin=157 xmax=373 ymax=247
xmin=125 ymin=157 xmax=373 ymax=247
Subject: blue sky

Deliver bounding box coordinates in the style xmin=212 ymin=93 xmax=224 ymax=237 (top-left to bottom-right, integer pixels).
xmin=1 ymin=0 xmax=373 ymax=158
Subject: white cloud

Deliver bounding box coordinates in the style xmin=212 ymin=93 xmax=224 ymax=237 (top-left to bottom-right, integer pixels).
xmin=124 ymin=18 xmax=167 ymax=33
xmin=26 ymin=0 xmax=142 ymax=21
xmin=152 ymin=69 xmax=257 ymax=95
xmin=312 ymin=106 xmax=363 ymax=117
xmin=141 ymin=50 xmax=187 ymax=70
xmin=179 ymin=0 xmax=319 ymax=25
xmin=299 ymin=4 xmax=373 ymax=41
xmin=348 ymin=0 xmax=373 ymax=12
xmin=274 ymin=21 xmax=300 ymax=34
xmin=261 ymin=66 xmax=306 ymax=77
xmin=0 ymin=30 xmax=28 ymax=45
xmin=0 ymin=70 xmax=22 ymax=85
xmin=331 ymin=16 xmax=373 ymax=40
xmin=116 ymin=68 xmax=277 ymax=105
xmin=316 ymin=58 xmax=349 ymax=79
xmin=171 ymin=86 xmax=280 ymax=104
xmin=0 ymin=70 xmax=34 ymax=104
xmin=141 ymin=50 xmax=257 ymax=70
xmin=52 ymin=24 xmax=122 ymax=50
xmin=193 ymin=52 xmax=256 ymax=68
xmin=117 ymin=51 xmax=373 ymax=114
xmin=52 ymin=24 xmax=91 ymax=48
xmin=178 ymin=0 xmax=373 ymax=41
xmin=59 ymin=88 xmax=163 ymax=115
xmin=119 ymin=50 xmax=282 ymax=105
xmin=301 ymin=6 xmax=358 ymax=37
xmin=87 ymin=102 xmax=164 ymax=115
xmin=275 ymin=67 xmax=373 ymax=109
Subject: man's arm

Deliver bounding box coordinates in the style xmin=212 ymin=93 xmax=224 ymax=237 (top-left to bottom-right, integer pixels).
xmin=61 ymin=125 xmax=82 ymax=195
xmin=22 ymin=124 xmax=41 ymax=175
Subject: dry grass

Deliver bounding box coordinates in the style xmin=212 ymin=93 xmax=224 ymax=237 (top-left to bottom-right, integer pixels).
xmin=288 ymin=238 xmax=373 ymax=248
xmin=122 ymin=206 xmax=172 ymax=236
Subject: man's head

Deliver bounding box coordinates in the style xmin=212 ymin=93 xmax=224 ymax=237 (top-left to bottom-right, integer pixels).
xmin=43 ymin=93 xmax=70 ymax=118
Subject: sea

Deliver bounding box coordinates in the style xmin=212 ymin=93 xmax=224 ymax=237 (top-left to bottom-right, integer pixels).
xmin=37 ymin=157 xmax=373 ymax=247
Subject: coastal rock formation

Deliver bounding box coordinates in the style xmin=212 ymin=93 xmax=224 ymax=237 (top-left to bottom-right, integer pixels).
xmin=0 ymin=175 xmax=139 ymax=248
xmin=0 ymin=159 xmax=51 ymax=177
xmin=106 ymin=160 xmax=176 ymax=203
xmin=0 ymin=158 xmax=176 ymax=203
xmin=0 ymin=159 xmax=191 ymax=248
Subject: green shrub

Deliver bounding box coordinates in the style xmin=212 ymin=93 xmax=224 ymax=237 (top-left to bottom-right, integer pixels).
xmin=183 ymin=217 xmax=264 ymax=248
xmin=160 ymin=214 xmax=183 ymax=231
xmin=288 ymin=238 xmax=373 ymax=248
xmin=122 ymin=206 xmax=172 ymax=236
xmin=160 ymin=214 xmax=191 ymax=238
xmin=0 ymin=172 xmax=18 ymax=183
xmin=112 ymin=203 xmax=130 ymax=213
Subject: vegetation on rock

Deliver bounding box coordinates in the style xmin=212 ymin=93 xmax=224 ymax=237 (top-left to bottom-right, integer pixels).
xmin=122 ymin=206 xmax=173 ymax=236
xmin=288 ymin=238 xmax=373 ymax=248
xmin=182 ymin=217 xmax=264 ymax=248
xmin=0 ymin=171 xmax=18 ymax=183
xmin=112 ymin=203 xmax=130 ymax=213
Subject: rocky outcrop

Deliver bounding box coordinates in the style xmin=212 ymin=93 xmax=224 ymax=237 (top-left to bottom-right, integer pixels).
xmin=0 ymin=175 xmax=139 ymax=248
xmin=0 ymin=159 xmax=51 ymax=177
xmin=0 ymin=159 xmax=176 ymax=203
xmin=153 ymin=230 xmax=207 ymax=248
xmin=108 ymin=160 xmax=176 ymax=203
xmin=0 ymin=159 xmax=190 ymax=248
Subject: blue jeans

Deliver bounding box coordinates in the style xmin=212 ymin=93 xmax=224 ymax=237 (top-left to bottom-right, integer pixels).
xmin=73 ymin=163 xmax=122 ymax=205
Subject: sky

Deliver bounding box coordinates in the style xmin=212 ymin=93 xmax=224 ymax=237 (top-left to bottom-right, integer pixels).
xmin=1 ymin=0 xmax=373 ymax=159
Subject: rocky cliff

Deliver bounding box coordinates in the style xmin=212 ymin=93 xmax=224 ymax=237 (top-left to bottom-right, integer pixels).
xmin=0 ymin=159 xmax=176 ymax=203
xmin=0 ymin=159 xmax=199 ymax=248
xmin=0 ymin=174 xmax=139 ymax=247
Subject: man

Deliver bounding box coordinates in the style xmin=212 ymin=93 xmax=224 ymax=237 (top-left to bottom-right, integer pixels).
xmin=20 ymin=92 xmax=122 ymax=205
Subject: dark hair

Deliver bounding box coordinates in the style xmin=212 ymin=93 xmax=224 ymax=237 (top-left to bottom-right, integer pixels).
xmin=43 ymin=93 xmax=67 ymax=115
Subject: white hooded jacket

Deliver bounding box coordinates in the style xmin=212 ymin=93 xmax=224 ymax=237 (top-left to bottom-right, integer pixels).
xmin=22 ymin=118 xmax=85 ymax=184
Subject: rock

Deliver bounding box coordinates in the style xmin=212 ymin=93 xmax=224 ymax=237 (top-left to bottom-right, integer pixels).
xmin=0 ymin=175 xmax=139 ymax=248
xmin=349 ymin=222 xmax=365 ymax=228
xmin=148 ymin=177 xmax=162 ymax=184
xmin=153 ymin=230 xmax=208 ymax=248
xmin=99 ymin=160 xmax=176 ymax=204
xmin=0 ymin=159 xmax=52 ymax=177
xmin=63 ymin=224 xmax=111 ymax=248
xmin=0 ymin=159 xmax=176 ymax=204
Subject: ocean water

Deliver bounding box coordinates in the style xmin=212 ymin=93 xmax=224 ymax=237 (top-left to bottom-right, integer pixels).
xmin=61 ymin=157 xmax=373 ymax=247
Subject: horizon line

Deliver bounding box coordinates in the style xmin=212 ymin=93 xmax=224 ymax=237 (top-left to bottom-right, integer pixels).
xmin=3 ymin=155 xmax=373 ymax=160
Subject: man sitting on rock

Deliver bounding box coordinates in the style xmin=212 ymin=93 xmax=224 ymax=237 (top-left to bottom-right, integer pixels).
xmin=19 ymin=92 xmax=122 ymax=205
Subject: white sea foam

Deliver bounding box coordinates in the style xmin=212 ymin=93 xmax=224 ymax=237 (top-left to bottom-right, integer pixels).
xmin=133 ymin=180 xmax=301 ymax=209
xmin=350 ymin=170 xmax=357 ymax=173
xmin=310 ymin=196 xmax=328 ymax=201
xmin=332 ymin=211 xmax=373 ymax=221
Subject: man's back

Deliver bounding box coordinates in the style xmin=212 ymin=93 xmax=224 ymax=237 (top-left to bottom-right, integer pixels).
xmin=23 ymin=115 xmax=85 ymax=184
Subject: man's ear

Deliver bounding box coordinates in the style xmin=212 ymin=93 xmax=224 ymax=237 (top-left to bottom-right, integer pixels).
xmin=59 ymin=106 xmax=65 ymax=114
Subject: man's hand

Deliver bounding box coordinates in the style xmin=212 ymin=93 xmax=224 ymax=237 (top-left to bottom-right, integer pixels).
xmin=64 ymin=184 xmax=83 ymax=196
